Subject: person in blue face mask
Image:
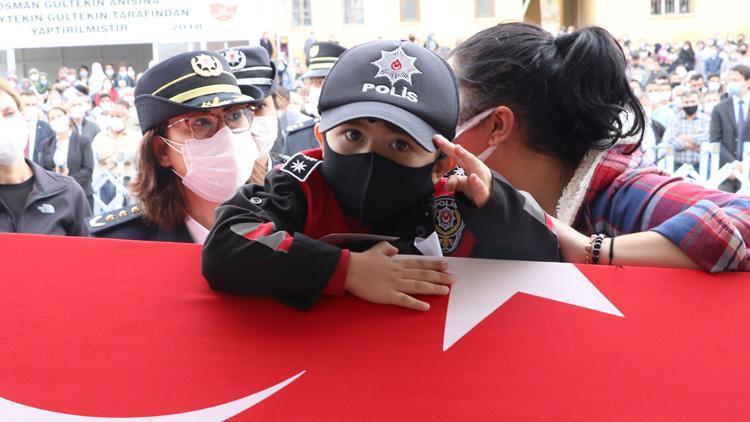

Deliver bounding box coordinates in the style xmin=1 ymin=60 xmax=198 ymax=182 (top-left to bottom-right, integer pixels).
xmin=709 ymin=64 xmax=750 ymax=192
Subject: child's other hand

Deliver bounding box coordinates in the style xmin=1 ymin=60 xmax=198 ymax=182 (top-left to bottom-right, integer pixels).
xmin=345 ymin=242 xmax=454 ymax=311
xmin=434 ymin=134 xmax=493 ymax=208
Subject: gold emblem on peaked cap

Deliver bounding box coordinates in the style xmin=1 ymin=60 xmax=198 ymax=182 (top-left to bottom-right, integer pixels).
xmin=191 ymin=53 xmax=223 ymax=77
xmin=201 ymin=96 xmax=232 ymax=108
xmin=309 ymin=45 xmax=319 ymax=58
xmin=221 ymin=49 xmax=246 ymax=71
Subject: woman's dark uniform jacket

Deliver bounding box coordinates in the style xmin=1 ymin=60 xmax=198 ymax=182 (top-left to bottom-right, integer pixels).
xmin=86 ymin=206 xmax=193 ymax=242
xmin=202 ymin=149 xmax=561 ymax=310
xmin=282 ymin=117 xmax=319 ymax=157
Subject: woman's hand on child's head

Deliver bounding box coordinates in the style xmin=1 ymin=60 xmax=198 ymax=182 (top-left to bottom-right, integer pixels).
xmin=433 ymin=134 xmax=493 ymax=208
xmin=345 ymin=241 xmax=454 ymax=312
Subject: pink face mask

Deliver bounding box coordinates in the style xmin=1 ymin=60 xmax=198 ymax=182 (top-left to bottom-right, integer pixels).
xmin=454 ymin=108 xmax=497 ymax=161
xmin=161 ymin=126 xmax=256 ymax=203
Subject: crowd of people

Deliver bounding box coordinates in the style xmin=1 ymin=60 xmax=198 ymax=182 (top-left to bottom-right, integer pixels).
xmin=623 ymin=33 xmax=750 ymax=191
xmin=1 ymin=23 xmax=749 ymax=312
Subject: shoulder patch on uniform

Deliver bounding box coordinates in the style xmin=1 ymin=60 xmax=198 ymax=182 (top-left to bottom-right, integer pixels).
xmin=281 ymin=152 xmax=322 ymax=182
xmin=432 ymin=194 xmax=465 ymax=254
xmin=287 ymin=117 xmax=318 ymax=133
xmin=86 ymin=205 xmax=143 ymax=234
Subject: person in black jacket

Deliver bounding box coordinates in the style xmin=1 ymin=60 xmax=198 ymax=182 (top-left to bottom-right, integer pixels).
xmin=19 ymin=90 xmax=54 ymax=164
xmin=710 ymin=64 xmax=750 ymax=192
xmin=0 ymin=77 xmax=90 ymax=235
xmin=40 ymin=104 xmax=94 ymax=210
xmin=671 ymin=41 xmax=696 ymax=72
xmin=202 ymin=40 xmax=560 ymax=312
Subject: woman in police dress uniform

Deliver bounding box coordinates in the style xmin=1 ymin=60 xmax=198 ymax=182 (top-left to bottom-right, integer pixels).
xmin=87 ymin=51 xmax=258 ymax=243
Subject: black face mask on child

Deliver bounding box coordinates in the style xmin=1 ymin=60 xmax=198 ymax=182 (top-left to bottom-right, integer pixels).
xmin=320 ymin=138 xmax=436 ymax=225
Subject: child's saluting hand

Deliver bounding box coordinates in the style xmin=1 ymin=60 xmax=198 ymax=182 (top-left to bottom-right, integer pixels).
xmin=433 ymin=135 xmax=493 ymax=208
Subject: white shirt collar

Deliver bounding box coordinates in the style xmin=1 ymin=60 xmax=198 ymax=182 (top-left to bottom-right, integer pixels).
xmin=185 ymin=215 xmax=209 ymax=244
xmin=734 ymin=94 xmax=750 ymax=106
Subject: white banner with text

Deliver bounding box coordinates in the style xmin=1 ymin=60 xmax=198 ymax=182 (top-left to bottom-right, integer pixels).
xmin=0 ymin=0 xmax=256 ymax=49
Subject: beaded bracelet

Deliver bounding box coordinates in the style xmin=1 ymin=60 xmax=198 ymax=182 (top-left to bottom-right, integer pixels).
xmin=585 ymin=234 xmax=606 ymax=264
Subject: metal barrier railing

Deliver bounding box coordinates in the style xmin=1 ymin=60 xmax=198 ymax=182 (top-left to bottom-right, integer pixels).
xmin=646 ymin=142 xmax=750 ymax=195
xmin=88 ymin=142 xmax=750 ymax=214
xmin=91 ymin=153 xmax=135 ymax=215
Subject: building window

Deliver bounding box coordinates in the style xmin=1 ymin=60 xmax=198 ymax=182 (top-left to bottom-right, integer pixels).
xmin=344 ymin=0 xmax=364 ymax=24
xmin=400 ymin=0 xmax=420 ymax=22
xmin=292 ymin=0 xmax=312 ymax=26
xmin=474 ymin=0 xmax=494 ymax=18
xmin=650 ymin=0 xmax=690 ymax=15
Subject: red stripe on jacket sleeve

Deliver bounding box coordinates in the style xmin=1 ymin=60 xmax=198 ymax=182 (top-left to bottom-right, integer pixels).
xmin=324 ymin=249 xmax=350 ymax=296
xmin=242 ymin=222 xmax=275 ymax=240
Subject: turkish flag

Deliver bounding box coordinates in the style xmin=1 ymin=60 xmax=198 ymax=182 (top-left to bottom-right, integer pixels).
xmin=0 ymin=233 xmax=748 ymax=420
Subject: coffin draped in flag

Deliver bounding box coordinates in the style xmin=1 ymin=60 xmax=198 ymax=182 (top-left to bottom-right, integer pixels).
xmin=0 ymin=233 xmax=748 ymax=420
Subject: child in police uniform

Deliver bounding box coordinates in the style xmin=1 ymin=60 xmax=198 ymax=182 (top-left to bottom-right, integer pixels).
xmin=202 ymin=40 xmax=559 ymax=311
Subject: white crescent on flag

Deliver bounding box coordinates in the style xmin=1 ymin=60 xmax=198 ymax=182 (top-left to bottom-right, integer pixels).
xmin=0 ymin=371 xmax=304 ymax=421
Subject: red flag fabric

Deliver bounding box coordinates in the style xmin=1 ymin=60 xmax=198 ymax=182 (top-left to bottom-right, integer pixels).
xmin=0 ymin=233 xmax=748 ymax=420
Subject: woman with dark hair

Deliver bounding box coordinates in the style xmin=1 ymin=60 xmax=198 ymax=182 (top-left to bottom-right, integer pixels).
xmin=86 ymin=51 xmax=256 ymax=243
xmin=450 ymin=22 xmax=750 ymax=272
xmin=40 ymin=103 xmax=95 ymax=210
xmin=671 ymin=40 xmax=696 ymax=72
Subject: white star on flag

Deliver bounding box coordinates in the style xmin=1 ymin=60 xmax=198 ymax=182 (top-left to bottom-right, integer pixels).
xmin=395 ymin=256 xmax=623 ymax=351
xmin=440 ymin=258 xmax=623 ymax=351
xmin=290 ymin=160 xmax=307 ymax=173
xmin=371 ymin=47 xmax=422 ymax=85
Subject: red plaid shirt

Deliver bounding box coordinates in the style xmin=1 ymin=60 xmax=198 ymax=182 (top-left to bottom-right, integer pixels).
xmin=573 ymin=145 xmax=750 ymax=272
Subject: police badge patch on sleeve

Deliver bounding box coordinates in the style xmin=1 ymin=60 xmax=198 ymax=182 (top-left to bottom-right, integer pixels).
xmin=281 ymin=152 xmax=322 ymax=182
xmin=433 ymin=195 xmax=465 ymax=254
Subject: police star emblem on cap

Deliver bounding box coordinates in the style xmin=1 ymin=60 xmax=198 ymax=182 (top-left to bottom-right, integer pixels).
xmin=371 ymin=47 xmax=421 ymax=86
xmin=309 ymin=45 xmax=320 ymax=58
xmin=191 ymin=53 xmax=224 ymax=77
xmin=220 ymin=48 xmax=247 ymax=71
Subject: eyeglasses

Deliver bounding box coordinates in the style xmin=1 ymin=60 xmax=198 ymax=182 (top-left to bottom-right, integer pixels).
xmin=166 ymin=106 xmax=253 ymax=139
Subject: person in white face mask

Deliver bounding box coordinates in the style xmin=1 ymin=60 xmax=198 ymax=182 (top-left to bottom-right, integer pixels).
xmin=219 ymin=46 xmax=282 ymax=184
xmin=284 ymin=42 xmax=347 ymax=156
xmin=450 ymin=22 xmax=750 ymax=273
xmin=92 ymin=93 xmax=114 ymax=128
xmin=18 ymin=90 xmax=55 ymax=164
xmin=0 ymin=78 xmax=91 ymax=235
xmin=91 ymin=101 xmax=142 ymax=207
xmin=39 ymin=104 xmax=96 ymax=210
xmin=86 ymin=50 xmax=256 ymax=244
xmin=66 ymin=92 xmax=101 ymax=142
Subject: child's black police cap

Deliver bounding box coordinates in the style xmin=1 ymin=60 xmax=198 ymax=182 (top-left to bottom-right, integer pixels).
xmin=318 ymin=40 xmax=459 ymax=152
